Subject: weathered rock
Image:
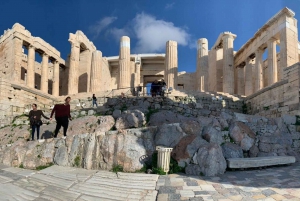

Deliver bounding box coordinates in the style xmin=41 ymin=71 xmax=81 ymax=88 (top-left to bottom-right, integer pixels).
xmin=54 ymin=139 xmax=69 ymax=166
xmin=180 ymin=120 xmax=202 ymax=136
xmin=155 ymin=123 xmax=186 ymax=148
xmin=249 ymin=145 xmax=259 ymax=157
xmin=87 ymin=110 xmax=95 ymax=116
xmin=148 ymin=111 xmax=187 ymax=127
xmin=171 ymin=135 xmax=208 ymax=167
xmin=221 ymin=143 xmax=243 ymax=159
xmin=95 ymin=116 xmax=115 ymax=132
xmin=115 ymin=110 xmax=145 ymax=130
xmin=196 ymin=143 xmax=226 ymax=176
xmin=185 ymin=164 xmax=202 ymax=176
xmin=106 ymin=98 xmax=119 ymax=107
xmin=202 ymin=125 xmax=223 ymax=145
xmin=229 ymin=122 xmax=255 ymax=151
xmin=112 ymin=110 xmax=122 ymax=119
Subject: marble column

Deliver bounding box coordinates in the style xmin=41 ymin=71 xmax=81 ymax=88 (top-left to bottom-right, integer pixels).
xmin=12 ymin=37 xmax=23 ymax=82
xmin=135 ymin=62 xmax=141 ymax=87
xmin=68 ymin=41 xmax=80 ymax=94
xmin=237 ymin=67 xmax=245 ymax=95
xmin=222 ymin=33 xmax=236 ymax=94
xmin=26 ymin=45 xmax=35 ymax=88
xmin=40 ymin=53 xmax=49 ymax=93
xmin=118 ymin=36 xmax=130 ymax=89
xmin=52 ymin=60 xmax=59 ymax=96
xmin=165 ymin=40 xmax=178 ymax=89
xmin=90 ymin=50 xmax=102 ymax=92
xmin=267 ymin=39 xmax=278 ymax=85
xmin=279 ymin=15 xmax=299 ymax=79
xmin=197 ymin=38 xmax=209 ymax=92
xmin=255 ymin=49 xmax=263 ymax=92
xmin=245 ymin=58 xmax=253 ymax=96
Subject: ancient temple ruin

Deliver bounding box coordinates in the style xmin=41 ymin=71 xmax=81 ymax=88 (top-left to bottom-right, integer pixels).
xmin=0 ymin=7 xmax=300 ymax=125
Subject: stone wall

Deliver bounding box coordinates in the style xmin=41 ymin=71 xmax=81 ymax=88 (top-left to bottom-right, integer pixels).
xmin=245 ymin=62 xmax=300 ymax=117
xmin=0 ymin=78 xmax=58 ymax=126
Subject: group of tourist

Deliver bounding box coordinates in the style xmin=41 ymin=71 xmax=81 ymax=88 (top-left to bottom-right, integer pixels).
xmin=151 ymin=79 xmax=167 ymax=97
xmin=29 ymin=78 xmax=167 ymax=141
xmin=28 ymin=97 xmax=72 ymax=141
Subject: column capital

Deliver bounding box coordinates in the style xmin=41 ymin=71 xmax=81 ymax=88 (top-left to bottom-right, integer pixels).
xmin=28 ymin=45 xmax=36 ymax=50
xmin=255 ymin=48 xmax=263 ymax=55
xmin=53 ymin=60 xmax=59 ymax=64
xmin=69 ymin=40 xmax=80 ymax=48
xmin=42 ymin=52 xmax=49 ymax=57
xmin=222 ymin=32 xmax=237 ymax=40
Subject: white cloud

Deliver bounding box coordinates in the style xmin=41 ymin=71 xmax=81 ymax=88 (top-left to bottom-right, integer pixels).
xmin=133 ymin=13 xmax=190 ymax=53
xmin=108 ymin=28 xmax=130 ymax=41
xmin=165 ymin=2 xmax=175 ymax=10
xmin=89 ymin=16 xmax=117 ymax=38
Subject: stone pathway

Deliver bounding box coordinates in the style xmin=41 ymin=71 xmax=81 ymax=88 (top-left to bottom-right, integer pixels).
xmin=157 ymin=163 xmax=300 ymax=201
xmin=1 ymin=163 xmax=300 ymax=201
xmin=0 ymin=164 xmax=158 ymax=201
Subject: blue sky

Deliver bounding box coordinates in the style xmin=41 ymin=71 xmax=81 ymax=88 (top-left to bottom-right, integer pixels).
xmin=1 ymin=0 xmax=299 ymax=72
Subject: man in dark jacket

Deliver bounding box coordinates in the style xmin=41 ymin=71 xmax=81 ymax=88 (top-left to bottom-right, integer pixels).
xmin=50 ymin=96 xmax=72 ymax=138
xmin=28 ymin=104 xmax=49 ymax=140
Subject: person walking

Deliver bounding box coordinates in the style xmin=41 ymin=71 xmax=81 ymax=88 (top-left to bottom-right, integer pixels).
xmin=28 ymin=104 xmax=49 ymax=140
xmin=50 ymin=96 xmax=72 ymax=138
xmin=92 ymin=94 xmax=98 ymax=107
xmin=136 ymin=85 xmax=142 ymax=97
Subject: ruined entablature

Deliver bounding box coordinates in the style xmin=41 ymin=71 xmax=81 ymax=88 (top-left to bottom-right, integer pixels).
xmin=212 ymin=32 xmax=237 ymax=50
xmin=0 ymin=23 xmax=64 ymax=65
xmin=234 ymin=7 xmax=298 ymax=67
xmin=68 ymin=30 xmax=96 ymax=52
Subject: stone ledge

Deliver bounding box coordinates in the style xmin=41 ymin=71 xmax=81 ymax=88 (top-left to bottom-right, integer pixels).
xmin=227 ymin=156 xmax=296 ymax=168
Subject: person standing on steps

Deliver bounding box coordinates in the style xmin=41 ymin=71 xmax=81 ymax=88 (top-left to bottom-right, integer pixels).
xmin=28 ymin=104 xmax=50 ymax=141
xmin=50 ymin=96 xmax=72 ymax=138
xmin=92 ymin=94 xmax=98 ymax=107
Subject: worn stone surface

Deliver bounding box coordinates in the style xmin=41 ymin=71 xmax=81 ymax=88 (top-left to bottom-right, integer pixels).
xmin=229 ymin=122 xmax=255 ymax=151
xmin=221 ymin=142 xmax=243 ymax=159
xmin=196 ymin=143 xmax=227 ymax=176
xmin=154 ymin=123 xmax=186 ymax=148
xmin=115 ymin=110 xmax=146 ymax=130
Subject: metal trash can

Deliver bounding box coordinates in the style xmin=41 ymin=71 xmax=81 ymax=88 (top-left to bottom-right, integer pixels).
xmin=156 ymin=146 xmax=173 ymax=174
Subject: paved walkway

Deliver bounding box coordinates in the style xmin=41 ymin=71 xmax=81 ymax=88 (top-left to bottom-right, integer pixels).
xmin=0 ymin=164 xmax=158 ymax=201
xmin=0 ymin=163 xmax=300 ymax=201
xmin=157 ymin=163 xmax=300 ymax=201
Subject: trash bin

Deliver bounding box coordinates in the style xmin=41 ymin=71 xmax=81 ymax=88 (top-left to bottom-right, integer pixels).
xmin=156 ymin=146 xmax=173 ymax=174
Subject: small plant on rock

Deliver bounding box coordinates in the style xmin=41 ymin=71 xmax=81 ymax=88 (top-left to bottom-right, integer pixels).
xmin=74 ymin=156 xmax=81 ymax=167
xmin=19 ymin=163 xmax=24 ymax=168
xmin=112 ymin=164 xmax=123 ymax=173
xmin=36 ymin=163 xmax=54 ymax=170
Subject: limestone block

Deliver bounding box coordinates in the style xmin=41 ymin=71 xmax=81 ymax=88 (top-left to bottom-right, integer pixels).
xmin=227 ymin=156 xmax=296 ymax=168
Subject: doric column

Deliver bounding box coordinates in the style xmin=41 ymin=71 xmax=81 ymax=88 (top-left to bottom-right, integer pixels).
xmin=255 ymin=49 xmax=263 ymax=91
xmin=12 ymin=37 xmax=23 ymax=82
xmin=165 ymin=40 xmax=178 ymax=89
xmin=27 ymin=45 xmax=36 ymax=88
xmin=208 ymin=49 xmax=217 ymax=92
xmin=222 ymin=33 xmax=236 ymax=94
xmin=245 ymin=58 xmax=253 ymax=96
xmin=52 ymin=60 xmax=59 ymax=96
xmin=68 ymin=41 xmax=80 ymax=94
xmin=267 ymin=39 xmax=278 ymax=85
xmin=237 ymin=67 xmax=245 ymax=95
xmin=196 ymin=38 xmax=209 ymax=92
xmin=90 ymin=50 xmax=102 ymax=92
xmin=135 ymin=62 xmax=141 ymax=87
xmin=118 ymin=36 xmax=130 ymax=89
xmin=279 ymin=15 xmax=299 ymax=79
xmin=40 ymin=53 xmax=49 ymax=93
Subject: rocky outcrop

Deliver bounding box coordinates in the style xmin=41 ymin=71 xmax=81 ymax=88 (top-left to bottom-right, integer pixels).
xmin=229 ymin=122 xmax=256 ymax=151
xmin=115 ymin=110 xmax=146 ymax=130
xmin=221 ymin=142 xmax=243 ymax=159
xmin=190 ymin=143 xmax=227 ymax=176
xmin=154 ymin=123 xmax=186 ymax=148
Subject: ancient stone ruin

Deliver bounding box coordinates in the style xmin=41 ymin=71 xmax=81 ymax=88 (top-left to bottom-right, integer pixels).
xmin=0 ymin=7 xmax=300 ymax=176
